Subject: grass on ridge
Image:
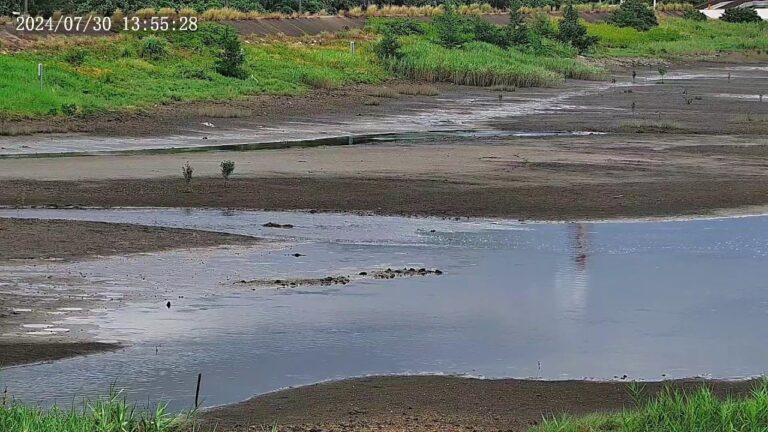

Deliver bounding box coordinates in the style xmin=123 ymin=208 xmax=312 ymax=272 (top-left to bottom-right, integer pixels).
xmin=535 ymin=381 xmax=768 ymax=432
xmin=0 ymin=32 xmax=387 ymax=117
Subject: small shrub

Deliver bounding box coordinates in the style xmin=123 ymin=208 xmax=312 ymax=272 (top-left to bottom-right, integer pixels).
xmin=61 ymin=103 xmax=80 ymax=116
xmin=471 ymin=17 xmax=510 ymax=47
xmin=214 ymin=26 xmax=246 ymax=79
xmin=434 ymin=2 xmax=474 ymax=48
xmin=64 ymin=49 xmax=88 ymax=66
xmin=506 ymin=0 xmax=530 ymax=46
xmin=609 ymin=0 xmax=659 ymax=31
xmin=220 ymin=160 xmax=235 ymax=183
xmin=658 ymin=65 xmax=668 ymax=83
xmin=558 ymin=3 xmax=598 ymax=53
xmin=182 ymin=161 xmax=194 ymax=186
xmin=721 ymin=7 xmax=762 ymax=23
xmin=683 ymin=9 xmax=707 ymax=21
xmin=369 ymin=18 xmax=426 ymax=36
xmin=373 ymin=32 xmax=403 ymax=60
xmin=139 ymin=36 xmax=169 ymax=61
xmin=529 ymin=12 xmax=557 ymax=38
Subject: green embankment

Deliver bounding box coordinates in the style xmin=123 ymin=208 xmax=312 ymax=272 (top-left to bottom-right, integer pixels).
xmin=0 ymin=16 xmax=766 ymax=118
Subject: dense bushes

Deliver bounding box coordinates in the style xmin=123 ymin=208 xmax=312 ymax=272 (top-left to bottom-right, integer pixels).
xmin=721 ymin=7 xmax=762 ymax=23
xmin=609 ymin=0 xmax=659 ymax=31
xmin=683 ymin=9 xmax=707 ymax=21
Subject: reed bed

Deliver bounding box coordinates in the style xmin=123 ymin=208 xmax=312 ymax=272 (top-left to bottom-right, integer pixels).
xmin=390 ymin=39 xmax=603 ymax=88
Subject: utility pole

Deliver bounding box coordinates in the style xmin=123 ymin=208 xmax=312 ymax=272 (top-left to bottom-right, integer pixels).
xmin=24 ymin=0 xmax=29 ymax=16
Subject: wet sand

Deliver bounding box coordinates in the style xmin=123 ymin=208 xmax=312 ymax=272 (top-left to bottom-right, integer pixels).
xmin=2 ymin=133 xmax=768 ymax=220
xmin=0 ymin=342 xmax=119 ymax=368
xmin=0 ymin=218 xmax=260 ymax=261
xmin=201 ymin=375 xmax=759 ymax=432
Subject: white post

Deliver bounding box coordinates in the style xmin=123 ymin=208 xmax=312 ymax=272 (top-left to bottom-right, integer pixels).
xmin=37 ymin=63 xmax=43 ymax=91
xmin=350 ymin=40 xmax=356 ymax=54
xmin=653 ymin=0 xmax=657 ymax=9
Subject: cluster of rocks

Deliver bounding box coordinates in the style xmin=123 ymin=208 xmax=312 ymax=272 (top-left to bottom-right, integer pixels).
xmin=365 ymin=268 xmax=443 ymax=279
xmin=235 ymin=267 xmax=443 ymax=289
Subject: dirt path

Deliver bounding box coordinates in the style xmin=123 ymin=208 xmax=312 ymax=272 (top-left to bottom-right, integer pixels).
xmin=201 ymin=375 xmax=759 ymax=432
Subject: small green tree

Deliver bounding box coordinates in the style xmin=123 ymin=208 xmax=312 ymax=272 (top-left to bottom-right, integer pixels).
xmin=215 ymin=26 xmax=246 ymax=79
xmin=683 ymin=10 xmax=708 ymax=21
xmin=658 ymin=65 xmax=668 ymax=83
xmin=505 ymin=0 xmax=529 ymax=46
xmin=373 ymin=32 xmax=403 ymax=61
xmin=721 ymin=7 xmax=762 ymax=23
xmin=608 ymin=0 xmax=658 ymax=31
xmin=220 ymin=160 xmax=235 ymax=185
xmin=557 ymin=3 xmax=598 ymax=53
xmin=434 ymin=2 xmax=474 ymax=48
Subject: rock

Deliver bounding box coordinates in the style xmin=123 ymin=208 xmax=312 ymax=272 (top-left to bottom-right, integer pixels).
xmin=263 ymin=222 xmax=294 ymax=229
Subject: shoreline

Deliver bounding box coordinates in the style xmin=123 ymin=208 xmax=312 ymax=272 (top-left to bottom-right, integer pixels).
xmin=199 ymin=374 xmax=763 ymax=432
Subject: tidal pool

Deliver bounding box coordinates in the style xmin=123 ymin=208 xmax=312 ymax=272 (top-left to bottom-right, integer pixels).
xmin=1 ymin=209 xmax=768 ymax=411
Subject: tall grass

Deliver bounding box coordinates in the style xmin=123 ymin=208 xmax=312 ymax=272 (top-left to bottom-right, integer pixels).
xmin=389 ymin=39 xmax=603 ymax=88
xmin=0 ymin=389 xmax=191 ymax=432
xmin=589 ymin=18 xmax=768 ymax=58
xmin=535 ymin=381 xmax=768 ymax=432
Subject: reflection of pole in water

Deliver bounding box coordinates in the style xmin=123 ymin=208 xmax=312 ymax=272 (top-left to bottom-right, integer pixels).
xmin=554 ymin=223 xmax=591 ymax=316
xmin=572 ymin=223 xmax=590 ymax=271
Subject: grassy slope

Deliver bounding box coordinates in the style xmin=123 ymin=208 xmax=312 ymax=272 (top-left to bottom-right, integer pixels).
xmin=535 ymin=382 xmax=768 ymax=432
xmin=1 ymin=18 xmax=766 ymax=117
xmin=588 ymin=17 xmax=768 ymax=58
xmin=0 ymin=33 xmax=385 ymax=116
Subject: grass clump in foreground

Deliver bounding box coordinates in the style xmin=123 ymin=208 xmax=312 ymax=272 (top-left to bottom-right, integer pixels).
xmin=0 ymin=390 xmax=192 ymax=432
xmin=535 ymin=381 xmax=768 ymax=432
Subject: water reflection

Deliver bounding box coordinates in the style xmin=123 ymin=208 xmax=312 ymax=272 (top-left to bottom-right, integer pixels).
xmin=1 ymin=210 xmax=768 ymax=410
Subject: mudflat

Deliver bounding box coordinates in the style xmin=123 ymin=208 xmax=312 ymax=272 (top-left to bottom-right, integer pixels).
xmin=0 ymin=217 xmax=260 ymax=261
xmin=201 ymin=375 xmax=759 ymax=432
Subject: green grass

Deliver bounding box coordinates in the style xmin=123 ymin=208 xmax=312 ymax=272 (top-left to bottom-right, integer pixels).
xmin=0 ymin=389 xmax=191 ymax=432
xmin=535 ymin=381 xmax=768 ymax=432
xmin=589 ymin=18 xmax=768 ymax=58
xmin=389 ymin=38 xmax=604 ymax=88
xmin=0 ymin=31 xmax=387 ymax=117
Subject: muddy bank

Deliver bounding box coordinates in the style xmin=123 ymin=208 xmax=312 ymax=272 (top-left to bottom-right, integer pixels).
xmin=201 ymin=375 xmax=759 ymax=432
xmin=0 ymin=341 xmax=119 ymax=368
xmin=0 ymin=217 xmax=260 ymax=261
xmin=3 ymin=174 xmax=768 ymax=220
xmin=0 ymin=82 xmax=431 ymax=137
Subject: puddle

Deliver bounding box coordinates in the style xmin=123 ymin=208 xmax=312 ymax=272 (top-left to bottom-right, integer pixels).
xmin=1 ymin=209 xmax=768 ymax=410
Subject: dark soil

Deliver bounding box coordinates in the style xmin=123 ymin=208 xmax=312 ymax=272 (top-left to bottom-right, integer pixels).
xmin=0 ymin=341 xmax=119 ymax=368
xmin=200 ymin=375 xmax=759 ymax=432
xmin=0 ymin=217 xmax=260 ymax=261
xmin=3 ymin=176 xmax=768 ymax=220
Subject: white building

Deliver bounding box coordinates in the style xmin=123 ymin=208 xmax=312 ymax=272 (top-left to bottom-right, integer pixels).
xmin=698 ymin=0 xmax=768 ymax=19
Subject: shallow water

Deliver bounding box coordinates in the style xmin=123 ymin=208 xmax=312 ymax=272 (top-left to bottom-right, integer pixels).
xmin=2 ymin=209 xmax=768 ymax=410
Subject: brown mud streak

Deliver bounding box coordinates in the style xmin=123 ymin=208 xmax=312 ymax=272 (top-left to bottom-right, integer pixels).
xmin=200 ymin=375 xmax=758 ymax=432
xmin=0 ymin=342 xmax=120 ymax=368
xmin=0 ymin=218 xmax=260 ymax=261
xmin=3 ymin=176 xmax=768 ymax=220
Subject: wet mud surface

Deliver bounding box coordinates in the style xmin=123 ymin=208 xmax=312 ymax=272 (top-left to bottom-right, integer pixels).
xmin=0 ymin=341 xmax=119 ymax=368
xmin=0 ymin=217 xmax=260 ymax=261
xmin=201 ymin=375 xmax=759 ymax=432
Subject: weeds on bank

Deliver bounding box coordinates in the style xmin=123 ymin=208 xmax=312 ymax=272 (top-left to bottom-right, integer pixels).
xmin=535 ymin=380 xmax=768 ymax=432
xmin=0 ymin=389 xmax=192 ymax=432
